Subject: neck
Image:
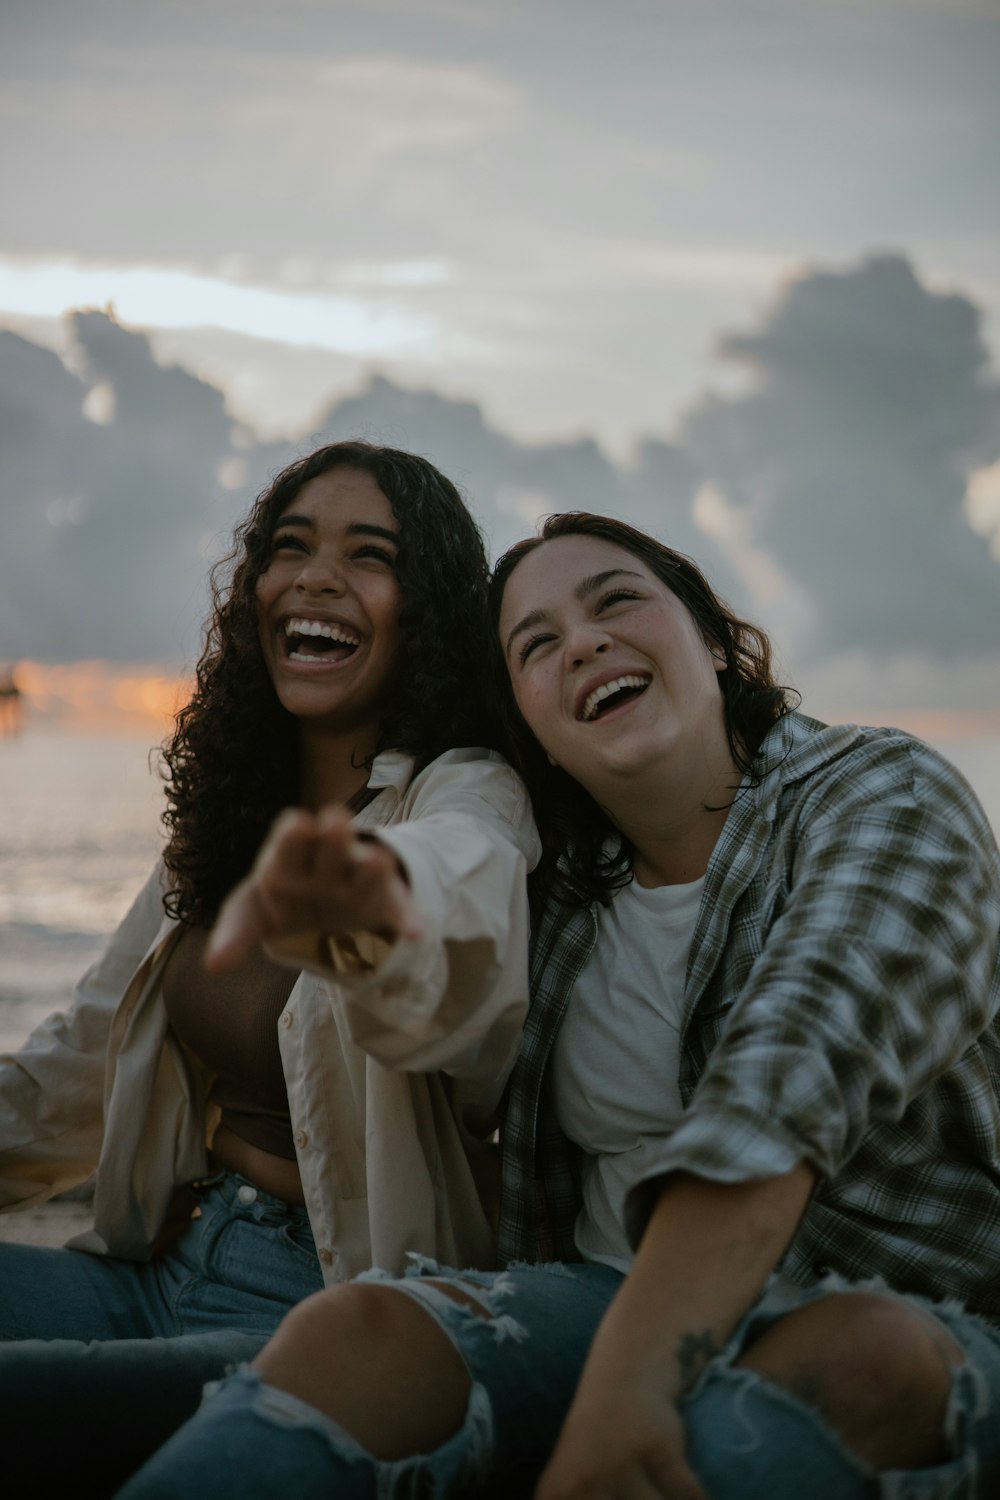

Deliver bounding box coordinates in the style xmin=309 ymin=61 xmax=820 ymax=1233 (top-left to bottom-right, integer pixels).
xmin=626 ymin=802 xmax=734 ymax=886
xmin=597 ymin=748 xmax=741 ymax=888
xmin=297 ymin=723 xmax=378 ymax=811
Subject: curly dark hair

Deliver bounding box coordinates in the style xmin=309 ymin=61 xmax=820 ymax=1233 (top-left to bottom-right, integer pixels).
xmin=486 ymin=511 xmax=797 ymax=911
xmin=161 ymin=441 xmax=492 ymax=926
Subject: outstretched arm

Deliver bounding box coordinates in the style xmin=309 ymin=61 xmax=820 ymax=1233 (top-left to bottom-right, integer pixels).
xmin=206 ymin=751 xmax=537 ymax=1082
xmin=537 ymin=1164 xmax=815 ymax=1500
xmin=204 ymin=805 xmax=422 ymax=974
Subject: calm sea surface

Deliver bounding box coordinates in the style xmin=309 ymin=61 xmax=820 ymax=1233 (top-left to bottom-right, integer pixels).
xmin=1 ymin=724 xmax=998 ymax=1055
xmin=0 ymin=730 xmax=164 ymax=1051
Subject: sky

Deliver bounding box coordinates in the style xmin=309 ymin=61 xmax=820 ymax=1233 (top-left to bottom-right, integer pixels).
xmin=0 ymin=0 xmax=998 ymax=745
xmin=3 ymin=0 xmax=999 ymax=447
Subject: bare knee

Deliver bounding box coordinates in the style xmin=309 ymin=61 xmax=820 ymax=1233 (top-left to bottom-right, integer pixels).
xmin=258 ymin=1282 xmax=402 ymax=1375
xmin=254 ymin=1281 xmax=473 ymax=1460
xmin=738 ymin=1291 xmax=963 ymax=1471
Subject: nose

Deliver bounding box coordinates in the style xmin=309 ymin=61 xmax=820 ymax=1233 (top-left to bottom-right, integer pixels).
xmin=565 ymin=622 xmax=611 ymax=669
xmin=294 ymin=555 xmax=344 ymax=596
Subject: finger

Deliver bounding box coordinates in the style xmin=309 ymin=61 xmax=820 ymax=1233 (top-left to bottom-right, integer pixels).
xmin=310 ymin=824 xmax=378 ymax=893
xmin=650 ymin=1456 xmax=709 ymax=1500
xmin=537 ymin=1470 xmax=685 ymax=1500
xmin=345 ymin=842 xmax=423 ymax=941
xmin=308 ymin=831 xmax=420 ymax=938
xmin=253 ymin=807 xmax=323 ymax=883
xmin=314 ymin=803 xmax=355 ymax=839
xmin=204 ymin=880 xmax=274 ymax=972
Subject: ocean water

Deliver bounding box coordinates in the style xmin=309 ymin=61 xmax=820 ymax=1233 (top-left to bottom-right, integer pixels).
xmin=0 ymin=729 xmax=164 ymax=1052
xmin=1 ymin=723 xmax=998 ymax=1056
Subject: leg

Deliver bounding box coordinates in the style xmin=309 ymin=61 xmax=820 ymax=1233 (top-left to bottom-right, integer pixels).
xmin=682 ymin=1287 xmax=1000 ymax=1499
xmin=737 ymin=1290 xmax=961 ymax=1469
xmin=0 ymin=1175 xmax=326 ymax=1495
xmin=0 ymin=1329 xmax=267 ymax=1498
xmin=0 ymin=1240 xmax=165 ymax=1340
xmin=0 ymin=1172 xmax=324 ymax=1342
xmin=254 ymin=1278 xmax=477 ymax=1457
xmin=115 ymin=1259 xmax=624 ymax=1500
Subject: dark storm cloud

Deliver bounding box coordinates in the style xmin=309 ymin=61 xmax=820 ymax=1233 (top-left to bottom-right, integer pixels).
xmin=682 ymin=254 xmax=1000 ymax=658
xmin=0 ymin=314 xmax=238 ymax=662
xmin=0 ymin=311 xmax=720 ymax=665
xmin=5 ymin=255 xmax=997 ymax=670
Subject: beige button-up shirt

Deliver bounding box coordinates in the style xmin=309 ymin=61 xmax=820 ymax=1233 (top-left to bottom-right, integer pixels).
xmin=0 ymin=748 xmax=538 ymax=1282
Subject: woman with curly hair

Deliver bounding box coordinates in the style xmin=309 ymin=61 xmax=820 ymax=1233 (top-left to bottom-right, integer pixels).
xmin=117 ymin=511 xmax=1000 ymax=1500
xmin=0 ymin=441 xmax=537 ymax=1492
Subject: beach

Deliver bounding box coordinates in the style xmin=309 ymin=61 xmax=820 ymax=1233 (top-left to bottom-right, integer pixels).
xmin=0 ymin=1198 xmax=94 ymax=1247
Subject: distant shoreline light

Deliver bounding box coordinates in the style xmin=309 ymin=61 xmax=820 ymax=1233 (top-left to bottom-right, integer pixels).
xmin=6 ymin=661 xmax=1000 ymax=745
xmin=10 ymin=662 xmax=192 ymax=735
xmin=0 ymin=256 xmax=438 ymax=355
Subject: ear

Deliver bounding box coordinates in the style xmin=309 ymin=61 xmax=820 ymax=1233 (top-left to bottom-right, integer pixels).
xmin=546 ymin=751 xmax=560 ymax=767
xmin=708 ymin=642 xmax=727 ymax=674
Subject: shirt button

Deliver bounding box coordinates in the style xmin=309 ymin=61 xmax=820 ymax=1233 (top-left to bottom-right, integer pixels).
xmin=294 ymin=1129 xmax=309 ymax=1150
xmin=318 ymin=1246 xmax=334 ymax=1266
xmin=280 ymin=1010 xmax=294 ymax=1029
xmin=237 ymin=1184 xmax=258 ymax=1206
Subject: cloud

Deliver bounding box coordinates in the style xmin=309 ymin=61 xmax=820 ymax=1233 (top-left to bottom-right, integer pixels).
xmin=0 ymin=312 xmax=724 ymax=664
xmin=0 ymin=313 xmax=238 ymax=663
xmin=0 ymin=258 xmax=438 ymax=357
xmin=3 ymin=259 xmax=998 ymax=691
xmin=681 ymin=253 xmax=1000 ymax=660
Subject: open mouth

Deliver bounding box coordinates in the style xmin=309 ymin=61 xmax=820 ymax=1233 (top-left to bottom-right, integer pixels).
xmin=284 ymin=617 xmax=361 ymax=664
xmin=580 ymin=674 xmax=650 ymax=722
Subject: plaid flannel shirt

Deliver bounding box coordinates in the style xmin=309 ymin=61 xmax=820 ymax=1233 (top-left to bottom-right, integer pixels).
xmin=498 ymin=713 xmax=1000 ymax=1322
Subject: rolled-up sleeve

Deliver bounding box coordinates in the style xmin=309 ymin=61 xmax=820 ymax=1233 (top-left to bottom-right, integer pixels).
xmin=625 ymin=734 xmax=1000 ymax=1239
xmin=280 ymin=751 xmax=539 ymax=1083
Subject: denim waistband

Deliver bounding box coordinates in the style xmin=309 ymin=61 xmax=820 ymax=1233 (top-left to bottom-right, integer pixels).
xmin=189 ymin=1167 xmax=312 ymax=1222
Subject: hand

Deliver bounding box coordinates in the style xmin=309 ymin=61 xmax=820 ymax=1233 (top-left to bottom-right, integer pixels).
xmin=536 ymin=1385 xmax=707 ymax=1500
xmin=204 ymin=804 xmax=422 ymax=972
xmin=534 ymin=1168 xmax=815 ymax=1499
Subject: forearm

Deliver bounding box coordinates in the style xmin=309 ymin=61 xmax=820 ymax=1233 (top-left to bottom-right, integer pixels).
xmin=581 ymin=1164 xmax=816 ymax=1401
xmin=535 ymin=1165 xmax=817 ymax=1499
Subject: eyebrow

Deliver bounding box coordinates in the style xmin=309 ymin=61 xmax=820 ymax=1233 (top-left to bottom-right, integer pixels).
xmin=273 ymin=516 xmax=400 ymax=546
xmin=504 ymin=568 xmax=644 ymax=658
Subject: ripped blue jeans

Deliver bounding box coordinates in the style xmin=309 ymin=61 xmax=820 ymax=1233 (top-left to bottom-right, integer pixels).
xmin=114 ymin=1260 xmax=1000 ymax=1499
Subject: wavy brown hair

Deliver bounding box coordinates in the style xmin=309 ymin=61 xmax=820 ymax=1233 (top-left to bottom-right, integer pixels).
xmin=161 ymin=441 xmax=492 ymax=926
xmin=486 ymin=511 xmax=797 ymax=911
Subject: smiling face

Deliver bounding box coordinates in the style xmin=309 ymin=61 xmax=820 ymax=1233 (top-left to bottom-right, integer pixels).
xmin=498 ymin=533 xmax=733 ymax=801
xmin=255 ymin=467 xmax=403 ymax=752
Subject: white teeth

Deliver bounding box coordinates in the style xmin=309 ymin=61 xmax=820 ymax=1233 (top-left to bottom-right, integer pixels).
xmin=582 ymin=675 xmax=649 ymax=722
xmin=284 ymin=617 xmax=360 ymax=647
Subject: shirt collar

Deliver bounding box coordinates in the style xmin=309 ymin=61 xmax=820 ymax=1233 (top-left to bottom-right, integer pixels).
xmin=366 ymin=748 xmax=418 ymax=797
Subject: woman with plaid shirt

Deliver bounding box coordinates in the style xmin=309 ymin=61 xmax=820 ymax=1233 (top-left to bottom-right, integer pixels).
xmin=117 ymin=512 xmax=1000 ymax=1500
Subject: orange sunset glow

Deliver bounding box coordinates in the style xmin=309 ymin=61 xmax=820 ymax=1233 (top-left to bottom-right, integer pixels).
xmin=5 ymin=660 xmax=1000 ymax=747
xmin=11 ymin=662 xmax=193 ymax=735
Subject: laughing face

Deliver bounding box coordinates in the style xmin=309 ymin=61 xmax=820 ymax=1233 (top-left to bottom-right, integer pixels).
xmin=256 ymin=467 xmax=403 ymax=750
xmin=498 ymin=533 xmax=731 ymax=798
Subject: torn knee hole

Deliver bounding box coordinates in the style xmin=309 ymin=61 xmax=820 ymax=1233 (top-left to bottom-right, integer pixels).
xmin=424 ymin=1278 xmax=493 ymax=1318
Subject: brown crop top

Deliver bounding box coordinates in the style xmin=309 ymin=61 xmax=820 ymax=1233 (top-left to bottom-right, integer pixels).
xmin=162 ymin=925 xmax=299 ymax=1160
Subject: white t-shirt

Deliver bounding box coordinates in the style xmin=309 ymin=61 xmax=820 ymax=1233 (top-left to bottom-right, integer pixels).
xmin=551 ymin=874 xmax=704 ymax=1271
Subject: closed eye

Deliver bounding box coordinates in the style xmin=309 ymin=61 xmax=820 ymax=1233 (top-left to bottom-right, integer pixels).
xmin=596 ymin=588 xmax=641 ymax=612
xmin=518 ymin=631 xmax=555 ymax=664
xmin=271 ymin=532 xmax=309 ymax=555
xmin=352 ymin=543 xmax=397 ymax=567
